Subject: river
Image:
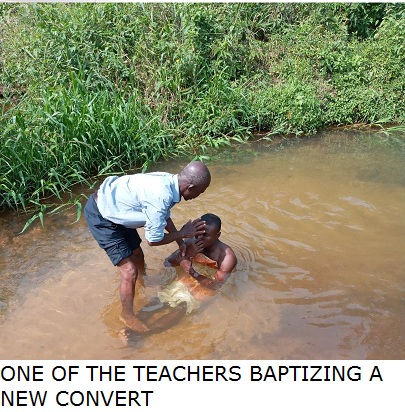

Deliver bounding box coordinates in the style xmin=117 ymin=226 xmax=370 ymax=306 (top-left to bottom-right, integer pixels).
xmin=0 ymin=130 xmax=404 ymax=359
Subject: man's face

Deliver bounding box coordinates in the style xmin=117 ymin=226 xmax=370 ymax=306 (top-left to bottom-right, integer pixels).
xmin=197 ymin=224 xmax=219 ymax=248
xmin=182 ymin=183 xmax=209 ymax=201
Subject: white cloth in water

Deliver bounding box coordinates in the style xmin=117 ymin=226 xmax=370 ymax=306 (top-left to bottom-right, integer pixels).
xmin=158 ymin=280 xmax=201 ymax=314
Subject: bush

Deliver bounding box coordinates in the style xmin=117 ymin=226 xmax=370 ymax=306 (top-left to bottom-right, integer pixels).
xmin=0 ymin=3 xmax=404 ymax=221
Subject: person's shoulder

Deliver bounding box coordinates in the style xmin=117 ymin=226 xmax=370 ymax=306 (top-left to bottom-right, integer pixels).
xmin=222 ymin=243 xmax=237 ymax=265
xmin=139 ymin=172 xmax=173 ymax=192
xmin=146 ymin=172 xmax=176 ymax=189
xmin=146 ymin=171 xmax=172 ymax=179
xmin=215 ymin=241 xmax=236 ymax=268
xmin=219 ymin=240 xmax=235 ymax=255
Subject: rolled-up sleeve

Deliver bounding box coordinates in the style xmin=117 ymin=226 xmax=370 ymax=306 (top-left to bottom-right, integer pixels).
xmin=143 ymin=200 xmax=169 ymax=243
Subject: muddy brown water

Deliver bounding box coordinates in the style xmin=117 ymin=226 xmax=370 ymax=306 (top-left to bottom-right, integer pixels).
xmin=0 ymin=131 xmax=404 ymax=360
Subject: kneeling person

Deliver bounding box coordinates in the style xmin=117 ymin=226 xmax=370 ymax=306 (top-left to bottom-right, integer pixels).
xmin=165 ymin=212 xmax=237 ymax=289
xmin=136 ymin=213 xmax=237 ymax=333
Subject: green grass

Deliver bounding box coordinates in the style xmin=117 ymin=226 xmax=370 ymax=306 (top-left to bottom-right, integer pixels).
xmin=0 ymin=3 xmax=404 ymax=229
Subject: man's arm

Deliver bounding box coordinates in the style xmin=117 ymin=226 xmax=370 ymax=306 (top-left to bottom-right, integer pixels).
xmin=163 ymin=217 xmax=187 ymax=254
xmin=147 ymin=218 xmax=205 ymax=247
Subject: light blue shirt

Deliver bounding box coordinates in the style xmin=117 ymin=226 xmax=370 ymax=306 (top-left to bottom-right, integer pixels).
xmin=96 ymin=172 xmax=180 ymax=243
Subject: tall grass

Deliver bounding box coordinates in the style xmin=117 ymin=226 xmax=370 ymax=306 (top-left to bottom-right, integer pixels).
xmin=0 ymin=3 xmax=404 ymax=229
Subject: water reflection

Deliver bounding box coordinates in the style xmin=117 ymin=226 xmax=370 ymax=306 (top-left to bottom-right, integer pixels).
xmin=0 ymin=131 xmax=404 ymax=359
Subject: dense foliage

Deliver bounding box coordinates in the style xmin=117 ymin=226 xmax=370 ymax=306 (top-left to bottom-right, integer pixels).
xmin=0 ymin=3 xmax=404 ymax=224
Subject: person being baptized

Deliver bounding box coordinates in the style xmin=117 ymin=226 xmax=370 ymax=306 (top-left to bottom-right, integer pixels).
xmin=136 ymin=213 xmax=237 ymax=334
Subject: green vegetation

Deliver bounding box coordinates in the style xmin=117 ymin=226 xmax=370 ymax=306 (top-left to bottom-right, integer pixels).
xmin=0 ymin=3 xmax=404 ymax=228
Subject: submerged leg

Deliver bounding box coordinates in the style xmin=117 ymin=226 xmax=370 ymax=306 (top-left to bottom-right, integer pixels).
xmin=146 ymin=303 xmax=188 ymax=334
xmin=137 ymin=297 xmax=165 ymax=320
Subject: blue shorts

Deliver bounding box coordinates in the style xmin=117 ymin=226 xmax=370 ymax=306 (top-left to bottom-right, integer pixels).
xmin=84 ymin=194 xmax=142 ymax=266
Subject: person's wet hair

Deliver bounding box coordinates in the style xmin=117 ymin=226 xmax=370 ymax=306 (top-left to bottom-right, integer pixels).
xmin=201 ymin=213 xmax=221 ymax=232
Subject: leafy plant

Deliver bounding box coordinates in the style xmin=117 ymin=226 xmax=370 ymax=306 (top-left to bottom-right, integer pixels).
xmin=0 ymin=3 xmax=404 ymax=230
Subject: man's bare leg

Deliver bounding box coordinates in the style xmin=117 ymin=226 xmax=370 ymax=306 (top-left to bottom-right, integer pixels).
xmin=132 ymin=247 xmax=145 ymax=274
xmin=130 ymin=247 xmax=146 ymax=289
xmin=117 ymin=254 xmax=149 ymax=333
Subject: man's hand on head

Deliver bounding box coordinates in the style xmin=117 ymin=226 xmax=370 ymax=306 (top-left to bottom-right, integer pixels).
xmin=179 ymin=218 xmax=206 ymax=238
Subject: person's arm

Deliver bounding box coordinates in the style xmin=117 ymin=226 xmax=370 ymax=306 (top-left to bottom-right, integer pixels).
xmin=164 ymin=217 xmax=187 ymax=254
xmin=147 ymin=218 xmax=205 ymax=247
xmin=165 ymin=238 xmax=204 ymax=267
xmin=183 ymin=249 xmax=237 ymax=290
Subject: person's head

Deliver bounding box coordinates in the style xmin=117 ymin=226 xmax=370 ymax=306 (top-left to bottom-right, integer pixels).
xmin=178 ymin=161 xmax=211 ymax=201
xmin=198 ymin=213 xmax=221 ymax=248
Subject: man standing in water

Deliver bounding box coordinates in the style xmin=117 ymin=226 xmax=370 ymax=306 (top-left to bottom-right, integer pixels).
xmin=84 ymin=161 xmax=211 ymax=333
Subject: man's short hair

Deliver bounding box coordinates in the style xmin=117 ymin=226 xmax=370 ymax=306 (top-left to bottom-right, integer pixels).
xmin=179 ymin=161 xmax=211 ymax=187
xmin=189 ymin=169 xmax=211 ymax=186
xmin=201 ymin=213 xmax=221 ymax=232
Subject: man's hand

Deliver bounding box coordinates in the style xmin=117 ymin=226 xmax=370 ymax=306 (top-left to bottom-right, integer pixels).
xmin=179 ymin=218 xmax=206 ymax=238
xmin=186 ymin=238 xmax=204 ymax=258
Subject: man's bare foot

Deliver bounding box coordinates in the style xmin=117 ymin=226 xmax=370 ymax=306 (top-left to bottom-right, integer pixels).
xmin=120 ymin=313 xmax=150 ymax=333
